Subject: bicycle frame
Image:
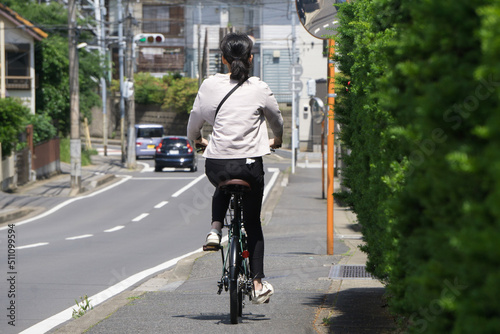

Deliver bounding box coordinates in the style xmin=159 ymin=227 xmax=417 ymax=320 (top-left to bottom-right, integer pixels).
xmin=217 ymin=192 xmax=252 ymax=293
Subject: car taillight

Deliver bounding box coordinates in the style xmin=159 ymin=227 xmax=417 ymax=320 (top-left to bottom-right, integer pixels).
xmin=156 ymin=142 xmax=163 ymax=153
xmin=187 ymin=142 xmax=193 ymax=153
xmin=136 ymin=142 xmax=142 ymax=147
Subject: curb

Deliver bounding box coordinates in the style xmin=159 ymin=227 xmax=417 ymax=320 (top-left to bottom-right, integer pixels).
xmin=0 ymin=207 xmax=34 ymax=225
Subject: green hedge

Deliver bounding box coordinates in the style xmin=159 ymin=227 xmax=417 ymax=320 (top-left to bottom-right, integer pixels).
xmin=0 ymin=98 xmax=30 ymax=156
xmin=335 ymin=0 xmax=500 ymax=332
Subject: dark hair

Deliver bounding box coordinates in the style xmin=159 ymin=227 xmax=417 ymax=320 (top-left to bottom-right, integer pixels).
xmin=220 ymin=32 xmax=253 ymax=84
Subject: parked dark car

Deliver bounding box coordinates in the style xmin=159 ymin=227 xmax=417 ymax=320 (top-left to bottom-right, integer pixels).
xmin=154 ymin=136 xmax=198 ymax=172
xmin=135 ymin=124 xmax=164 ymax=159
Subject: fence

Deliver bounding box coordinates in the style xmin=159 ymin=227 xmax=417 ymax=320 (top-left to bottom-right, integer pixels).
xmin=0 ymin=136 xmax=60 ymax=191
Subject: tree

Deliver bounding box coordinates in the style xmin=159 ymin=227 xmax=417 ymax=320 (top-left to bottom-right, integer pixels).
xmin=6 ymin=1 xmax=104 ymax=136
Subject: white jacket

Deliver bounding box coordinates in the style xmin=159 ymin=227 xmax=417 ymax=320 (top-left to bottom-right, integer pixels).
xmin=187 ymin=74 xmax=283 ymax=159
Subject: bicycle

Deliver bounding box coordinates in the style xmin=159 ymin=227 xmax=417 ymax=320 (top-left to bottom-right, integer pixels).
xmin=203 ymin=178 xmax=254 ymax=324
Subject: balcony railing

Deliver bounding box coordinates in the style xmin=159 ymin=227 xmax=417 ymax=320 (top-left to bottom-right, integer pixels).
xmin=6 ymin=76 xmax=31 ymax=90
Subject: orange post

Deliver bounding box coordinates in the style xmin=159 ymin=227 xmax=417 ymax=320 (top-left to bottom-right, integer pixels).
xmin=326 ymin=38 xmax=335 ymax=255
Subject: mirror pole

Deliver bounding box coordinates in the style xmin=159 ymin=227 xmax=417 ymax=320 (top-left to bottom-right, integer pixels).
xmin=327 ymin=38 xmax=335 ymax=255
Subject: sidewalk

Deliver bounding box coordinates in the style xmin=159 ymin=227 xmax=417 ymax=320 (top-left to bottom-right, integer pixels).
xmin=40 ymin=153 xmax=396 ymax=334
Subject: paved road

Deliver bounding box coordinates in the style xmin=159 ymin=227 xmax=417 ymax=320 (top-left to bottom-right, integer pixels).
xmin=0 ymin=155 xmax=284 ymax=333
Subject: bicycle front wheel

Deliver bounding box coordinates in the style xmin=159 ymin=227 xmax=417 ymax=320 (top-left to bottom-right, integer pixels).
xmin=229 ymin=236 xmax=241 ymax=324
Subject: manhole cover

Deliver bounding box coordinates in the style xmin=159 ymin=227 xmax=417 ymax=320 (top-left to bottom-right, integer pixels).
xmin=329 ymin=265 xmax=373 ymax=279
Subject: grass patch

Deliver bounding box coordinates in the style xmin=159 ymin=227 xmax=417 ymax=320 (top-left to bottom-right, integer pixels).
xmin=60 ymin=137 xmax=98 ymax=166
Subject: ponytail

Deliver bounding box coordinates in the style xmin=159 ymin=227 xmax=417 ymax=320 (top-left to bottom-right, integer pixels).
xmin=220 ymin=33 xmax=253 ymax=84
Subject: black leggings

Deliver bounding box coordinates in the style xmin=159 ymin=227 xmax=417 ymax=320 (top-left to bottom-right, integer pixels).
xmin=205 ymin=157 xmax=265 ymax=280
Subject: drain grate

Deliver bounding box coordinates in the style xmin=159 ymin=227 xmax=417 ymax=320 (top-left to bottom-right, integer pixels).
xmin=329 ymin=265 xmax=373 ymax=279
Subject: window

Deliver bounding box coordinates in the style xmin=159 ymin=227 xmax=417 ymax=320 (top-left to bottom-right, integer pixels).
xmin=143 ymin=5 xmax=170 ymax=34
xmin=142 ymin=5 xmax=184 ymax=37
xmin=6 ymin=43 xmax=30 ymax=89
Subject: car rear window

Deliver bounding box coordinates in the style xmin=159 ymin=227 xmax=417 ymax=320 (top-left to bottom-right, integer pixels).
xmin=137 ymin=127 xmax=164 ymax=138
xmin=163 ymin=138 xmax=189 ymax=149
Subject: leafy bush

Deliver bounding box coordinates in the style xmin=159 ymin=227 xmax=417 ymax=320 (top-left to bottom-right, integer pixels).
xmin=26 ymin=113 xmax=57 ymax=144
xmin=112 ymin=72 xmax=198 ymax=114
xmin=162 ymin=74 xmax=198 ymax=113
xmin=336 ymin=0 xmax=500 ymax=332
xmin=0 ymin=98 xmax=30 ymax=156
xmin=133 ymin=72 xmax=168 ymax=105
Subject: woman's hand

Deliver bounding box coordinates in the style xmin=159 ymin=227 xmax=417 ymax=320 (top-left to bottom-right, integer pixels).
xmin=194 ymin=137 xmax=209 ymax=152
xmin=269 ymin=137 xmax=282 ymax=149
xmin=195 ymin=137 xmax=209 ymax=147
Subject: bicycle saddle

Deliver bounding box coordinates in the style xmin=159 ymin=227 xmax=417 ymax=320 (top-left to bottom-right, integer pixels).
xmin=219 ymin=179 xmax=252 ymax=192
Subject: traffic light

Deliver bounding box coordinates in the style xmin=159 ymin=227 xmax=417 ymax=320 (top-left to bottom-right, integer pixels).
xmin=134 ymin=33 xmax=165 ymax=44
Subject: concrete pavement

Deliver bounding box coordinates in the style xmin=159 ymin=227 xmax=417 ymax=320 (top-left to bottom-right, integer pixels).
xmin=1 ymin=151 xmax=396 ymax=333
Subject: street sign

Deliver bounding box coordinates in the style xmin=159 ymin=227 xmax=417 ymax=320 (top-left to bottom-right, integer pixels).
xmin=289 ymin=80 xmax=303 ymax=93
xmin=289 ymin=64 xmax=303 ymax=77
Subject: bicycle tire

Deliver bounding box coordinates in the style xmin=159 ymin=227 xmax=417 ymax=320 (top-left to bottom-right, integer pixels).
xmin=229 ymin=236 xmax=240 ymax=324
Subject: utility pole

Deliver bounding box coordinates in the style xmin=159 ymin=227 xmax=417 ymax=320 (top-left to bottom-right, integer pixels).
xmin=125 ymin=2 xmax=136 ymax=169
xmin=197 ymin=3 xmax=202 ymax=87
xmin=291 ymin=0 xmax=298 ymax=173
xmin=118 ymin=0 xmax=126 ymax=164
xmin=1 ymin=20 xmax=6 ymax=99
xmin=98 ymin=0 xmax=108 ymax=156
xmin=68 ymin=0 xmax=81 ymax=191
xmin=326 ymin=39 xmax=335 ymax=255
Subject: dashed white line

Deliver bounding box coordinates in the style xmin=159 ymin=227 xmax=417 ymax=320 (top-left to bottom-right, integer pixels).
xmin=132 ymin=213 xmax=149 ymax=222
xmin=17 ymin=242 xmax=49 ymax=250
xmin=65 ymin=234 xmax=93 ymax=240
xmin=154 ymin=201 xmax=169 ymax=209
xmin=104 ymin=226 xmax=125 ymax=233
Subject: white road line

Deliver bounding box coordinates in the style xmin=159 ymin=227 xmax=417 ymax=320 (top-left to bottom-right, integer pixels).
xmin=137 ymin=162 xmax=154 ymax=173
xmin=132 ymin=213 xmax=149 ymax=222
xmin=154 ymin=201 xmax=169 ymax=209
xmin=171 ymin=174 xmax=206 ymax=197
xmin=131 ymin=177 xmax=196 ymax=180
xmin=0 ymin=175 xmax=133 ymax=231
xmin=263 ymin=168 xmax=280 ymax=203
xmin=19 ymin=247 xmax=205 ymax=334
xmin=17 ymin=242 xmax=49 ymax=250
xmin=65 ymin=234 xmax=93 ymax=240
xmin=104 ymin=226 xmax=125 ymax=233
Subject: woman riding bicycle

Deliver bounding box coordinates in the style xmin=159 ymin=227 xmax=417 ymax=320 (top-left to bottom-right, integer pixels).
xmin=187 ymin=32 xmax=283 ymax=305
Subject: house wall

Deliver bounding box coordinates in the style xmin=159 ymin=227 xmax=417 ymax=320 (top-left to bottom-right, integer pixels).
xmin=3 ymin=18 xmax=36 ymax=114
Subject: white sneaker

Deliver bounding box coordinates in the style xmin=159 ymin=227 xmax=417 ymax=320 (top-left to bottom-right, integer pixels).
xmin=206 ymin=231 xmax=221 ymax=246
xmin=252 ymin=281 xmax=274 ymax=304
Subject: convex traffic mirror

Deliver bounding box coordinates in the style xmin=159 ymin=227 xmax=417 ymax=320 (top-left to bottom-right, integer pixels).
xmin=295 ymin=0 xmax=346 ymax=39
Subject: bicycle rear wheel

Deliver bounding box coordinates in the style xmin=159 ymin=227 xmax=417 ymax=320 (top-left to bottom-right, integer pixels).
xmin=229 ymin=236 xmax=241 ymax=324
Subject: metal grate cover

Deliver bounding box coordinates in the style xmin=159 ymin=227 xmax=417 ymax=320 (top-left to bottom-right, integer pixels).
xmin=329 ymin=265 xmax=373 ymax=279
